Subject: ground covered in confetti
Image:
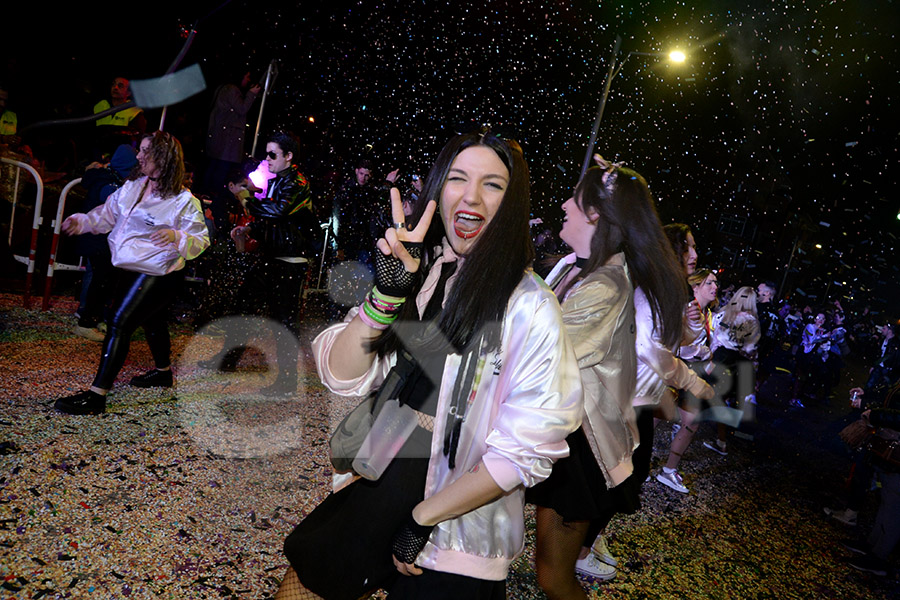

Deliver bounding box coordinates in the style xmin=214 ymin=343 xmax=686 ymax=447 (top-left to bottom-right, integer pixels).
xmin=0 ymin=292 xmax=896 ymax=599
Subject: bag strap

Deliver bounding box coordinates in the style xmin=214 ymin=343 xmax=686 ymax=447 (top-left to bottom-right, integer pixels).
xmin=372 ymin=348 xmax=418 ymax=414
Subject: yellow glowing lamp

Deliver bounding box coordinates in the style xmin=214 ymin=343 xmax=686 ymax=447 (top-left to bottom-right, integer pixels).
xmin=669 ymin=50 xmax=687 ymax=63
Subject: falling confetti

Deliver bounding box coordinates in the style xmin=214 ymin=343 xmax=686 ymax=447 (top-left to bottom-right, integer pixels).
xmin=5 ymin=1 xmax=898 ymax=314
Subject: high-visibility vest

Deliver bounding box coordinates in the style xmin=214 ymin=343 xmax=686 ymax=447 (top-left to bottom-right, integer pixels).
xmin=93 ymin=100 xmax=143 ymax=127
xmin=0 ymin=110 xmax=16 ymax=136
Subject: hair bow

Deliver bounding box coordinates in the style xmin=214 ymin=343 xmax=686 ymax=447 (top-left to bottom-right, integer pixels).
xmin=592 ymin=154 xmax=624 ymax=194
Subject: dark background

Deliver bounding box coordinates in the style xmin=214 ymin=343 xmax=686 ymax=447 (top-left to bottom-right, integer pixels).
xmin=3 ymin=0 xmax=899 ymax=318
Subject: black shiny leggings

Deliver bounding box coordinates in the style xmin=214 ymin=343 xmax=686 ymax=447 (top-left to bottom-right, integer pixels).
xmin=92 ymin=269 xmax=183 ymax=390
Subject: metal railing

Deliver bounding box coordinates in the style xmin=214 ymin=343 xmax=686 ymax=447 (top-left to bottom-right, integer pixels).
xmin=2 ymin=157 xmax=44 ymax=308
xmin=43 ymin=178 xmax=84 ymax=310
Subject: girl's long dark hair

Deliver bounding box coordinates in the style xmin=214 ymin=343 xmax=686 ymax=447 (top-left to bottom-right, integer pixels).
xmin=664 ymin=222 xmax=693 ymax=275
xmin=131 ymin=131 xmax=186 ymax=199
xmin=570 ymin=165 xmax=687 ymax=349
xmin=374 ymin=130 xmax=534 ymax=355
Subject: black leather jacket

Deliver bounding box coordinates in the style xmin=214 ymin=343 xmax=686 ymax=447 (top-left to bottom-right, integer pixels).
xmin=246 ymin=164 xmax=317 ymax=258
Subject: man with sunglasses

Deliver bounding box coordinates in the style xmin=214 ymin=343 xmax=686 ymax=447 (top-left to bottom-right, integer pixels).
xmin=220 ymin=131 xmax=317 ymax=395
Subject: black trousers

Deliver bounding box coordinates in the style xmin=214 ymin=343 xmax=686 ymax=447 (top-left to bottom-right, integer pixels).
xmin=220 ymin=256 xmax=307 ymax=381
xmin=92 ymin=269 xmax=183 ymax=390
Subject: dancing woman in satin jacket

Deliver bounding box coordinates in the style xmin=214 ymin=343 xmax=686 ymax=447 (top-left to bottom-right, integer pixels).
xmin=274 ymin=130 xmax=582 ymax=600
xmin=54 ymin=131 xmax=209 ymax=415
xmin=526 ymin=159 xmax=693 ymax=597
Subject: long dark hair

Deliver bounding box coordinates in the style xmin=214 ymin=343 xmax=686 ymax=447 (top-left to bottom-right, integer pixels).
xmin=568 ymin=165 xmax=687 ymax=349
xmin=132 ymin=131 xmax=185 ymax=199
xmin=664 ymin=222 xmax=693 ymax=275
xmin=375 ymin=130 xmax=534 ymax=355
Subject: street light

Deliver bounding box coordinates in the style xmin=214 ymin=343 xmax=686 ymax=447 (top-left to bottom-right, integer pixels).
xmin=580 ymin=35 xmax=688 ymax=178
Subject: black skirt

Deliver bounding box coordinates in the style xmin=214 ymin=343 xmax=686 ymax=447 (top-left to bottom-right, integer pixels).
xmin=284 ymin=427 xmax=505 ymax=600
xmin=285 ymin=429 xmax=431 ymax=600
xmin=525 ymin=427 xmax=641 ymax=523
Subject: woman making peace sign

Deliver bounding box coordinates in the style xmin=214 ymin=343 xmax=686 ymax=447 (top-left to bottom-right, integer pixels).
xmin=274 ymin=130 xmax=582 ymax=599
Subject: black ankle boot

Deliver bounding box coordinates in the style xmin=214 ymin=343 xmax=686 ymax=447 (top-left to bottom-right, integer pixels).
xmin=55 ymin=390 xmax=107 ymax=415
xmin=129 ymin=369 xmax=174 ymax=388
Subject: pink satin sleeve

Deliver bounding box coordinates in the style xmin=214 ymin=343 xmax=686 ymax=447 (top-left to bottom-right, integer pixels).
xmin=311 ymin=306 xmax=394 ymax=396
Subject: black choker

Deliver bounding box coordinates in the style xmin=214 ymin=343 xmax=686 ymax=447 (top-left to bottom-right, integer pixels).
xmin=575 ymin=256 xmax=588 ymax=268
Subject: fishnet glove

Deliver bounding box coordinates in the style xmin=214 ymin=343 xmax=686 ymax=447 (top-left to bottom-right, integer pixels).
xmin=374 ymin=242 xmax=423 ymax=298
xmin=391 ymin=514 xmax=434 ymax=565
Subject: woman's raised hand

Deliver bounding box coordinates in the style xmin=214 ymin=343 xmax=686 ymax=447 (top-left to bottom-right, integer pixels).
xmin=686 ymin=299 xmax=701 ymax=324
xmin=376 ymin=187 xmax=437 ymax=274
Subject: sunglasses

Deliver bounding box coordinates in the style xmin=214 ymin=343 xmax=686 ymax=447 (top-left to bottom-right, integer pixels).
xmin=453 ymin=122 xmax=521 ymax=144
xmin=266 ymin=151 xmax=280 ymax=160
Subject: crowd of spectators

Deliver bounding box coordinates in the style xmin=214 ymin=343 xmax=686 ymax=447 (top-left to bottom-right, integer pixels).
xmin=643 ymin=270 xmax=900 ymax=577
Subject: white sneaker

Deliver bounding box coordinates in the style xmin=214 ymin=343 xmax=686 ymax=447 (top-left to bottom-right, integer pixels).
xmin=823 ymin=507 xmax=858 ymax=526
xmin=574 ymin=552 xmax=616 ymax=581
xmin=703 ymin=440 xmax=728 ymax=456
xmin=591 ymin=535 xmax=617 ymax=567
xmin=656 ymin=468 xmax=689 ymax=493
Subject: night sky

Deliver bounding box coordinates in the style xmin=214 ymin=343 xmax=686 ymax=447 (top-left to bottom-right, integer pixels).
xmin=6 ymin=0 xmax=899 ymax=318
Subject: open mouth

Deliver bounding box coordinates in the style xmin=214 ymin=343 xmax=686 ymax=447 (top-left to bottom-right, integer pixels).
xmin=454 ymin=211 xmax=485 ymax=240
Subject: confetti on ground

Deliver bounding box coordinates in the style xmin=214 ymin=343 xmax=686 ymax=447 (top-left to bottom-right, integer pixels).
xmin=0 ymin=291 xmax=896 ymax=599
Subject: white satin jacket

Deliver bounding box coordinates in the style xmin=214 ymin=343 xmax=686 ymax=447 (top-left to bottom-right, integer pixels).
xmin=679 ymin=306 xmax=713 ymax=362
xmin=710 ymin=311 xmax=760 ymax=358
xmin=312 ymin=243 xmax=582 ymax=581
xmin=633 ymin=286 xmax=711 ymax=407
xmin=67 ymin=177 xmax=209 ymax=276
